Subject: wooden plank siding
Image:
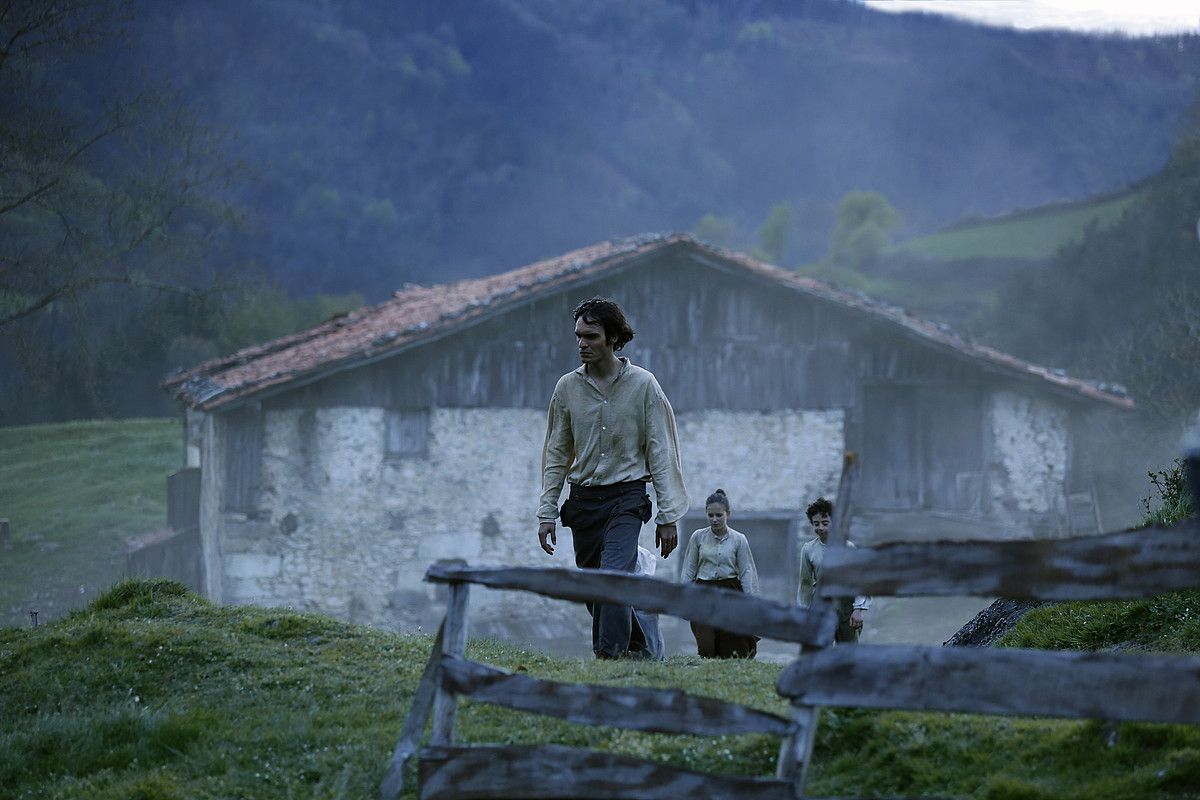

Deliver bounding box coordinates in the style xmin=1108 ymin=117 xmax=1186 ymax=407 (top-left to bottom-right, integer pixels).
xmin=418 ymin=745 xmax=796 ymax=800
xmin=425 ymin=562 xmax=838 ymax=647
xmin=777 ymin=644 xmax=1200 ymax=724
xmin=818 ymin=520 xmax=1200 ymax=600
xmin=439 ymin=654 xmax=792 ymax=736
xmin=263 ymin=254 xmax=995 ymax=416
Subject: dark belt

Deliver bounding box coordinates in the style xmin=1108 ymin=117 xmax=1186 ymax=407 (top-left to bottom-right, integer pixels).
xmin=568 ymin=480 xmax=646 ymax=501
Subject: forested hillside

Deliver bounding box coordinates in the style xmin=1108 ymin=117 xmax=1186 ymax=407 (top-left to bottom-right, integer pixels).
xmin=133 ymin=0 xmax=1198 ymax=292
xmin=3 ymin=0 xmax=1199 ymax=423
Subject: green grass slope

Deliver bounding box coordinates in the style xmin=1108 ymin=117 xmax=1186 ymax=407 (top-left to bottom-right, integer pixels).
xmin=1001 ymin=460 xmax=1199 ymax=655
xmin=0 ymin=419 xmax=179 ymax=627
xmin=892 ymin=190 xmax=1141 ymax=262
xmin=3 ymin=579 xmax=1200 ymax=799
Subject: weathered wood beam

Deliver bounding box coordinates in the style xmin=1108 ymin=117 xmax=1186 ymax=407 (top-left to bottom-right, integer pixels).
xmin=418 ymin=744 xmax=795 ymax=800
xmin=778 ymin=644 xmax=1200 ymax=724
xmin=379 ymin=623 xmax=444 ymax=800
xmin=819 ymin=520 xmax=1200 ymax=600
xmin=829 ymin=451 xmax=859 ymax=547
xmin=774 ymin=702 xmax=820 ymax=795
xmin=425 ymin=562 xmax=837 ymax=647
xmin=439 ymin=654 xmax=791 ymax=736
xmin=430 ymin=583 xmax=469 ymax=745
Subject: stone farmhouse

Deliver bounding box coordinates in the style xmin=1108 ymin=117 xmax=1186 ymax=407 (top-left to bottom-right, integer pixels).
xmin=163 ymin=233 xmax=1131 ymax=647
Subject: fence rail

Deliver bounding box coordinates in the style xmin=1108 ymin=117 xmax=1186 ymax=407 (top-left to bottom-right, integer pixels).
xmin=819 ymin=519 xmax=1200 ymax=600
xmin=440 ymin=654 xmax=792 ymax=735
xmin=418 ymin=744 xmax=796 ymax=800
xmin=426 ymin=561 xmax=837 ymax=647
xmin=778 ymin=644 xmax=1200 ymax=723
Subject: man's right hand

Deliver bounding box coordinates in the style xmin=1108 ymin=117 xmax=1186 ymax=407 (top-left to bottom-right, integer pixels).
xmin=538 ymin=521 xmax=557 ymax=555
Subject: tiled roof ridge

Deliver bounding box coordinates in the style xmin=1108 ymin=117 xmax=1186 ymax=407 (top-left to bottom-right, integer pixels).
xmin=163 ymin=232 xmax=1132 ymax=411
xmin=163 ymin=233 xmax=680 ymax=409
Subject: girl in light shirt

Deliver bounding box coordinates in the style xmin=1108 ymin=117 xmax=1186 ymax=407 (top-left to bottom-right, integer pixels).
xmin=680 ymin=488 xmax=760 ymax=658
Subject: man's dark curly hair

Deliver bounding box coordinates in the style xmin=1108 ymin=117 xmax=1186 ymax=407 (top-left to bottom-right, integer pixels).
xmin=573 ymin=296 xmax=636 ymax=351
xmin=806 ymin=497 xmax=834 ymax=521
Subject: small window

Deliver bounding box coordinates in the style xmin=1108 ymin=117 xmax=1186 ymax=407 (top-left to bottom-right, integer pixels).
xmin=386 ymin=409 xmax=430 ymax=459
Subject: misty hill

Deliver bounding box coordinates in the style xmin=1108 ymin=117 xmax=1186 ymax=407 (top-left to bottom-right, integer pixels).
xmin=118 ymin=0 xmax=1199 ymax=297
xmin=892 ymin=186 xmax=1144 ymax=262
xmin=836 ymin=184 xmax=1147 ymax=327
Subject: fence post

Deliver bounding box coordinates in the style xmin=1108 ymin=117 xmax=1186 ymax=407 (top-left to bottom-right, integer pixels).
xmin=430 ymin=581 xmax=470 ymax=745
xmin=0 ymin=519 xmax=9 ymax=548
xmin=379 ymin=623 xmax=446 ymax=800
xmin=775 ymin=702 xmax=820 ymax=792
xmin=777 ymin=452 xmax=860 ymax=797
xmin=829 ymin=452 xmax=858 ymax=548
xmin=1185 ymin=426 xmax=1200 ymax=511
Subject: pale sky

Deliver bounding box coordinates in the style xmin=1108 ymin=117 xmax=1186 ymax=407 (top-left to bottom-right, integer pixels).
xmin=861 ymin=0 xmax=1200 ymax=37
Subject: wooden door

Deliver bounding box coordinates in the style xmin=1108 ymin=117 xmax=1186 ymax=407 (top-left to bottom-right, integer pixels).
xmin=861 ymin=385 xmax=924 ymax=510
xmin=861 ymin=384 xmax=985 ymax=513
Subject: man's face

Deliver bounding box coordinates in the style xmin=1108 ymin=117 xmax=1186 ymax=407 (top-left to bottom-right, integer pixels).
xmin=810 ymin=512 xmax=831 ymax=542
xmin=575 ymin=317 xmax=614 ymax=365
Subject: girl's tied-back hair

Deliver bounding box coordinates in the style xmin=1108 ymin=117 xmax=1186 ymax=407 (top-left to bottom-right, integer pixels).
xmin=806 ymin=496 xmax=833 ymax=520
xmin=573 ymin=297 xmax=636 ymax=351
xmin=705 ymin=488 xmax=731 ymax=512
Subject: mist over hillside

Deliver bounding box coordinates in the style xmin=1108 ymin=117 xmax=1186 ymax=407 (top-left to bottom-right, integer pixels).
xmin=125 ymin=0 xmax=1197 ymax=295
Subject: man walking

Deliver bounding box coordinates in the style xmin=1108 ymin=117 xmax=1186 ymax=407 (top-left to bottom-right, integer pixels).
xmin=537 ymin=297 xmax=688 ymax=659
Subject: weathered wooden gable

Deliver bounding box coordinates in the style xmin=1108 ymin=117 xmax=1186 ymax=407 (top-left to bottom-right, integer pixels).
xmin=265 ymin=252 xmax=882 ymax=414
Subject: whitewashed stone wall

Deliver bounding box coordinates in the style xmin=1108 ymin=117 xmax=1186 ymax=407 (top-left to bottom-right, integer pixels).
xmin=987 ymin=390 xmax=1069 ymax=531
xmin=676 ymin=409 xmax=844 ymax=514
xmin=206 ymin=405 xmax=845 ymax=653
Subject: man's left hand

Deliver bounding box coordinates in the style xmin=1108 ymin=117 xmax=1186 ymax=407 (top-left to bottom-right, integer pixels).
xmin=656 ymin=523 xmax=677 ymax=558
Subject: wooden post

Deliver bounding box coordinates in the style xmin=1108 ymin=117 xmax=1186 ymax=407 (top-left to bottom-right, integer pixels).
xmin=379 ymin=623 xmax=445 ymax=800
xmin=430 ymin=581 xmax=470 ymax=745
xmin=1185 ymin=432 xmax=1200 ymax=512
xmin=0 ymin=519 xmax=9 ymax=548
xmin=778 ymin=452 xmax=859 ymax=797
xmin=775 ymin=703 xmax=820 ymax=794
xmin=829 ymin=451 xmax=859 ymax=547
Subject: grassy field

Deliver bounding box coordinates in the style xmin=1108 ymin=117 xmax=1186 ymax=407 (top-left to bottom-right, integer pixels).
xmin=3 ymin=579 xmax=1200 ymax=800
xmin=0 ymin=418 xmax=179 ymax=627
xmin=891 ymin=190 xmax=1141 ymax=262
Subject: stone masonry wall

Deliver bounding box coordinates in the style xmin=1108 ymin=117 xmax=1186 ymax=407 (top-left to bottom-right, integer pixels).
xmin=987 ymin=390 xmax=1069 ymax=533
xmin=212 ymin=405 xmax=844 ymax=654
xmin=676 ymin=409 xmax=844 ymax=516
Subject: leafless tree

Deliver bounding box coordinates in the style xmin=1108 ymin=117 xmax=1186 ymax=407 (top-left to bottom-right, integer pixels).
xmin=0 ymin=0 xmax=237 ymax=329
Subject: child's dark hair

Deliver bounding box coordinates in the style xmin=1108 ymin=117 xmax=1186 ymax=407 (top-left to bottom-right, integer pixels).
xmin=806 ymin=497 xmax=833 ymax=520
xmin=705 ymin=488 xmax=730 ymax=512
xmin=573 ymin=297 xmax=636 ymax=351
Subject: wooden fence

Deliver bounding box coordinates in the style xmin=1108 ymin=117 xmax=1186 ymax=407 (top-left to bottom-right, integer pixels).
xmin=381 ymin=454 xmax=1200 ymax=799
xmin=379 ymin=561 xmax=838 ymax=800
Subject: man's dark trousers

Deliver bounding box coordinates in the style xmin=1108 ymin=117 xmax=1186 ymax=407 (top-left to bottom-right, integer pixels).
xmin=560 ymin=481 xmax=652 ymax=658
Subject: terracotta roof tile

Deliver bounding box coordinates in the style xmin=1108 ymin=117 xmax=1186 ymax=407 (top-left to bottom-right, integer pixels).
xmin=163 ymin=233 xmax=1133 ymax=412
